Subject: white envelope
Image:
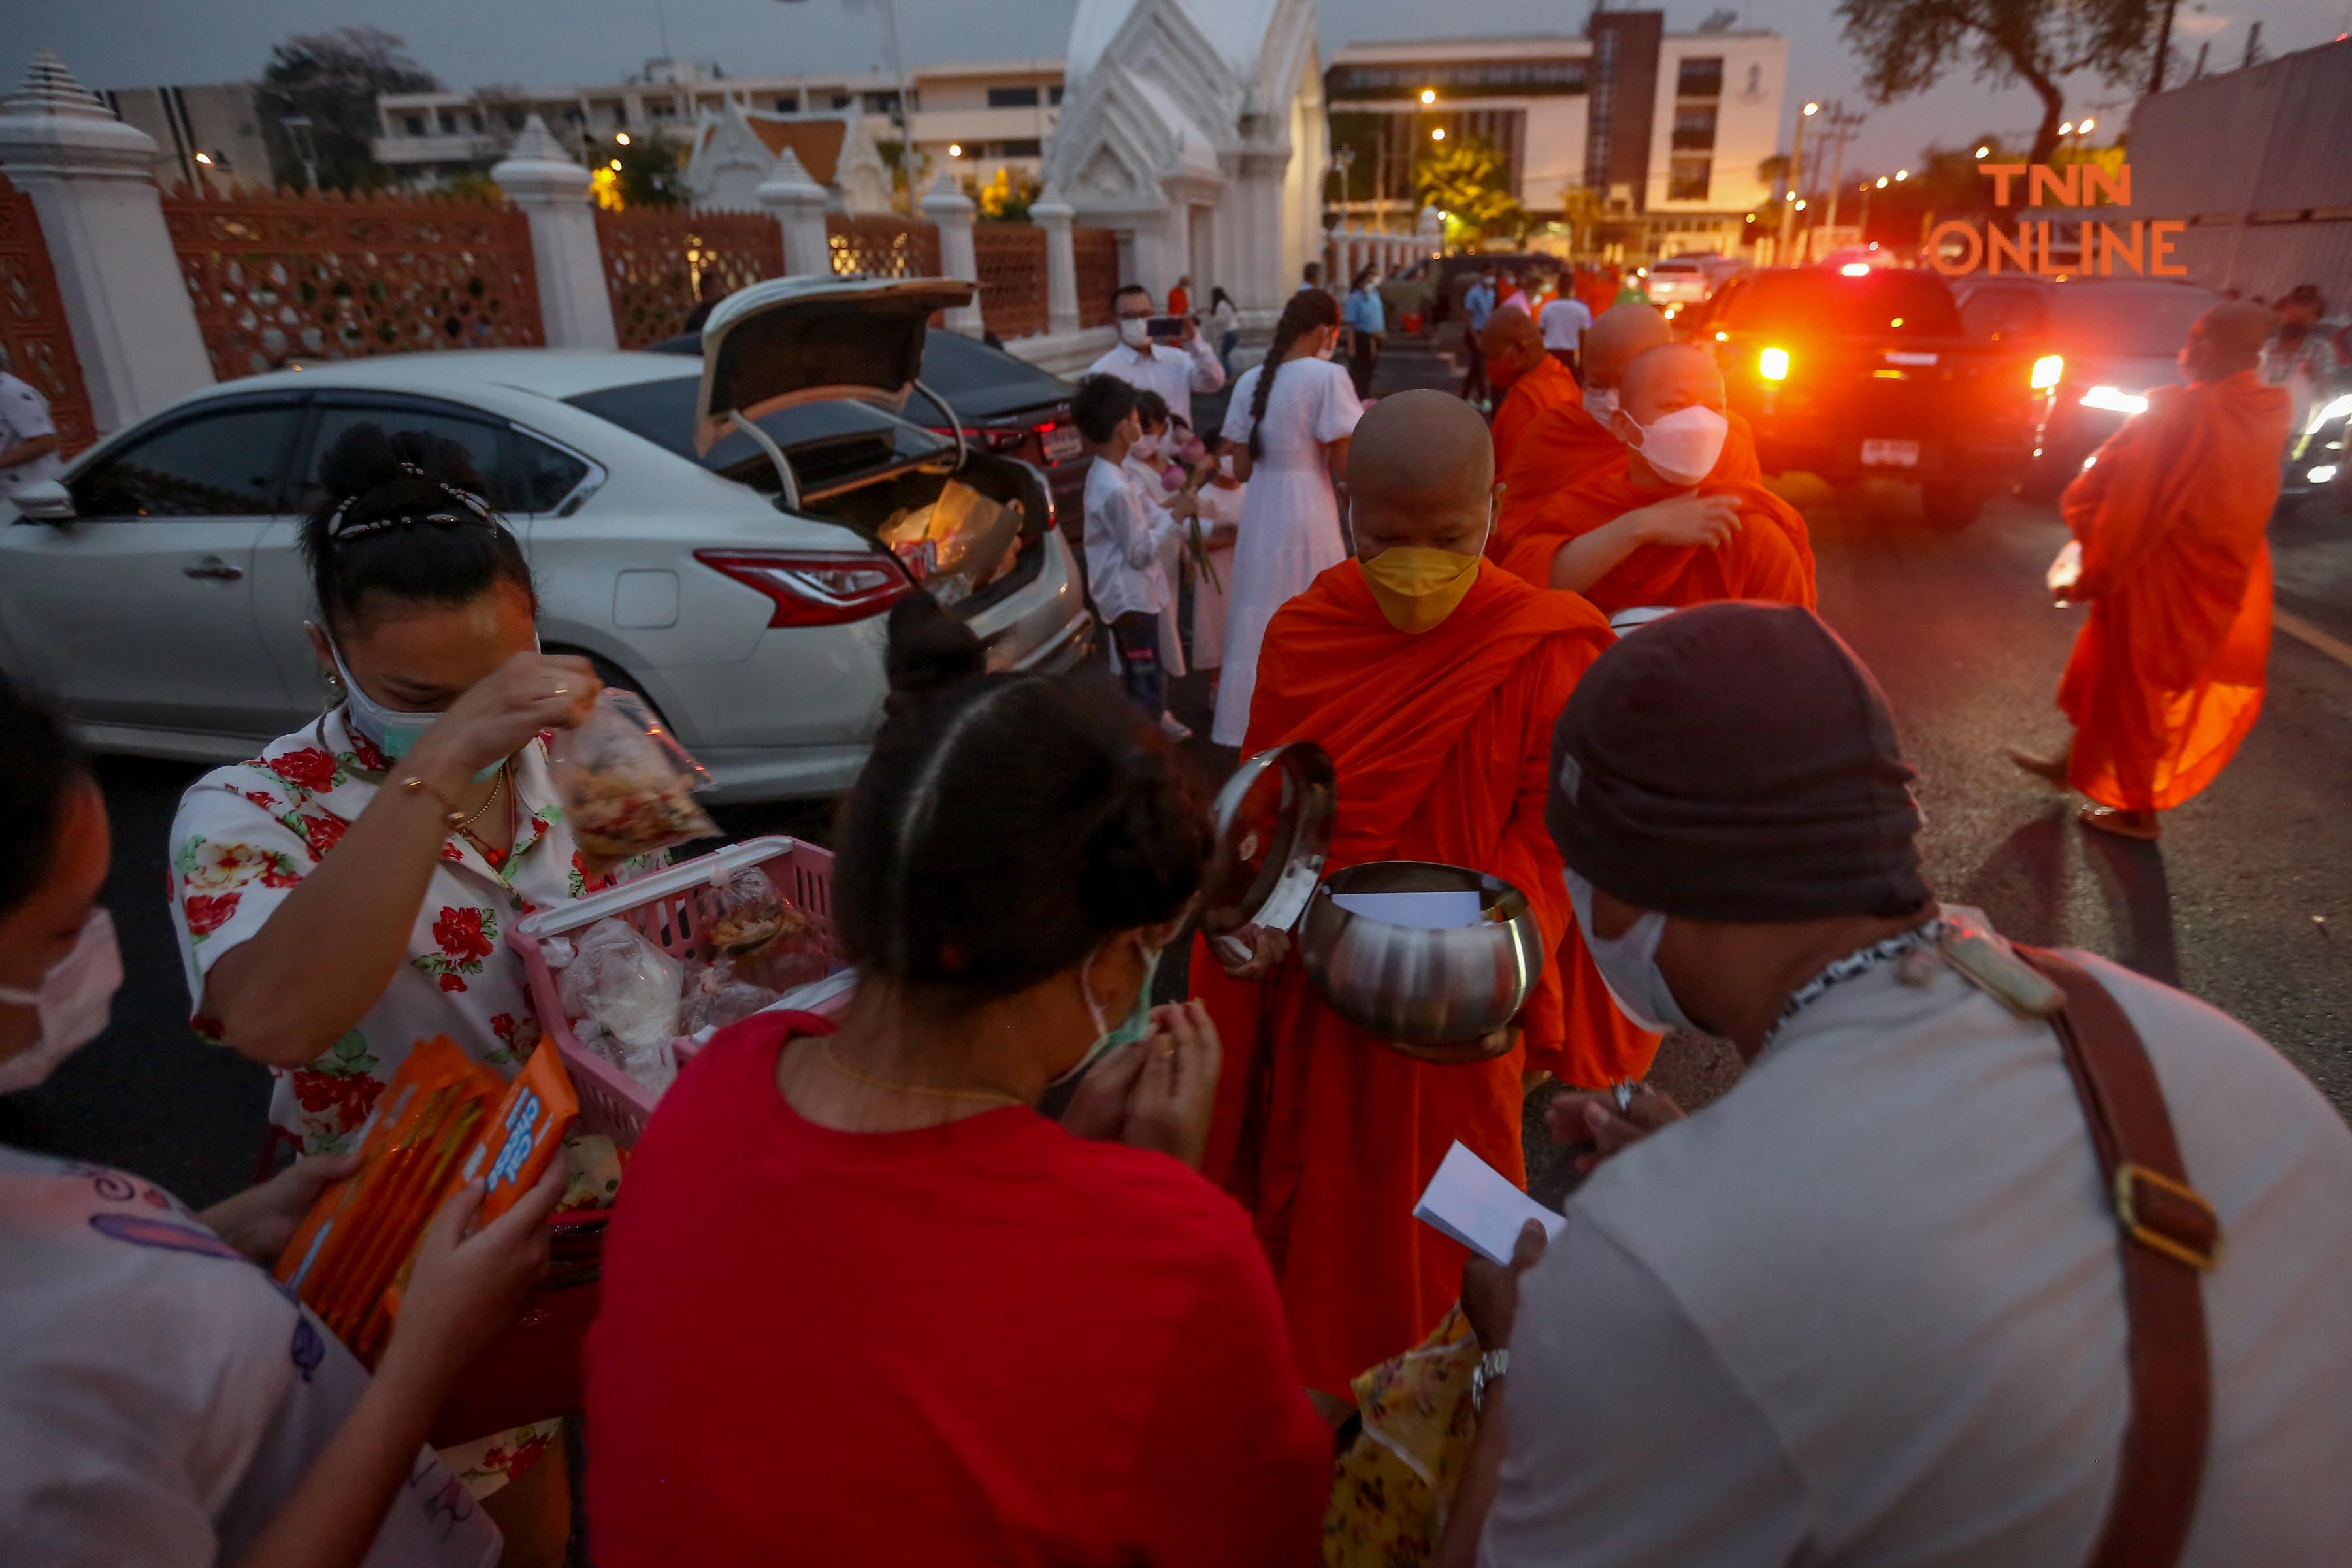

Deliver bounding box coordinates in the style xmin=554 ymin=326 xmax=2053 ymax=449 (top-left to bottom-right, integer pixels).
xmin=1413 ymin=1140 xmax=1567 ymax=1266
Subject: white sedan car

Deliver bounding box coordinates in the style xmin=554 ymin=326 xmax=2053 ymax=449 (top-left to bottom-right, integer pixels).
xmin=0 ymin=278 xmax=1092 ymax=802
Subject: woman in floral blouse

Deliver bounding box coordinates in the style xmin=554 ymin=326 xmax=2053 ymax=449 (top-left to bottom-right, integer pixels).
xmin=165 ymin=423 xmax=608 ymax=1527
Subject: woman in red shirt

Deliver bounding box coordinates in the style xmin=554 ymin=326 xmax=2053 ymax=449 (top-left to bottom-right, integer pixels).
xmin=586 ymin=597 xmax=1331 ymax=1565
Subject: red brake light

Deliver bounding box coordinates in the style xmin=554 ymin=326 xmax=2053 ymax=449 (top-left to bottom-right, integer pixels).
xmin=695 ymin=550 xmax=911 ymax=627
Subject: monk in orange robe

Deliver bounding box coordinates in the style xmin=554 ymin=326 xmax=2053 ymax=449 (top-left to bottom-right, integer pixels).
xmin=1496 ymin=344 xmax=1815 ymax=615
xmin=1192 ymin=391 xmax=1653 ymax=1399
xmin=2008 ymin=303 xmax=2289 ymax=840
xmin=1482 ymin=308 xmax=1578 ymax=476
xmin=1491 ymin=303 xmax=1763 ymax=546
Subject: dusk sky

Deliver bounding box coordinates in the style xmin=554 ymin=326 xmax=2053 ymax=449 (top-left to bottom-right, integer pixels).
xmin=7 ymin=0 xmax=2345 ymax=169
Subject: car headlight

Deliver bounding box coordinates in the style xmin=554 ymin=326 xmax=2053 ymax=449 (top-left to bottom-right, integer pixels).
xmin=2079 ymin=385 xmax=2148 ymax=415
xmin=2308 ymin=394 xmax=2352 ymax=434
xmin=2031 ymin=354 xmax=2065 ymax=391
xmin=1758 ymin=346 xmax=1790 ymax=382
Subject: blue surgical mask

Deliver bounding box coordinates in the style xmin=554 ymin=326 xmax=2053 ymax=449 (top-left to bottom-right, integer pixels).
xmin=1058 ymin=934 xmax=1164 ymax=1088
xmin=1564 ymin=868 xmax=1699 ymax=1036
xmin=327 ymin=635 xmax=499 ymax=781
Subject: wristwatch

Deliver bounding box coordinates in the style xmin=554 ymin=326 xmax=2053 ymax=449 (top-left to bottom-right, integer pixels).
xmin=1471 ymin=1347 xmax=1509 ymax=1414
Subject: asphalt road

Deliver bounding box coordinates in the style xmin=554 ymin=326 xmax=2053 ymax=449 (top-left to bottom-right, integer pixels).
xmin=8 ymin=335 xmax=2349 ymax=1212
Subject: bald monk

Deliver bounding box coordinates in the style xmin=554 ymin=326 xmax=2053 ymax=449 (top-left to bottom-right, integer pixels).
xmin=1192 ymin=391 xmax=1654 ymax=1400
xmin=1482 ymin=308 xmax=1579 ymax=476
xmin=1495 ymin=342 xmax=1815 ymax=615
xmin=2008 ymin=304 xmax=2291 ymax=840
xmin=1493 ymin=303 xmax=1763 ymax=544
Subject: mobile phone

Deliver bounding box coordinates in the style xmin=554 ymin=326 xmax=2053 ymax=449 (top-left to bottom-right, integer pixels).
xmin=1146 ymin=314 xmax=1185 ymax=341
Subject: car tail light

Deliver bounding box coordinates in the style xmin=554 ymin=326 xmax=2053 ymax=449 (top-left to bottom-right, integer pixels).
xmin=929 ymin=425 xmax=1027 ymax=453
xmin=2031 ymin=354 xmax=2065 ymax=390
xmin=696 ymin=550 xmax=910 ymax=627
xmin=1839 ymin=262 xmax=1872 ymax=277
xmin=1758 ymin=346 xmax=1791 ymax=381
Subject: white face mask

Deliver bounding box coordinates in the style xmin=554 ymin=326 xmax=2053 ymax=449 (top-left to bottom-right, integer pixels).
xmin=1057 ymin=934 xmax=1164 ymax=1089
xmin=1584 ymin=386 xmax=1620 ymax=421
xmin=1563 ymin=870 xmax=1699 ymax=1036
xmin=1132 ymin=433 xmax=1160 ymax=462
xmin=1619 ymin=404 xmax=1729 ymax=488
xmin=0 ymin=908 xmax=123 ymax=1094
xmin=1117 ymin=317 xmax=1152 ymax=350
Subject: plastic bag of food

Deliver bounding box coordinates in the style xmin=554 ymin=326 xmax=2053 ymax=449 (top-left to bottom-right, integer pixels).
xmin=679 ymin=958 xmax=780 ymax=1035
xmin=550 ymin=691 xmax=717 ymax=860
xmin=557 ymin=917 xmax=683 ymax=1054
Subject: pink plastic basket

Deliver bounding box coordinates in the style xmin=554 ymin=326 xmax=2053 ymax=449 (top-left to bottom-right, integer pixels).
xmin=512 ymin=836 xmax=844 ymax=1146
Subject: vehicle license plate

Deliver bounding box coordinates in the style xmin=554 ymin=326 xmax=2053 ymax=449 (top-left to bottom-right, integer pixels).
xmin=1043 ymin=424 xmax=1083 ymax=463
xmin=1861 ymin=439 xmax=1921 ymax=468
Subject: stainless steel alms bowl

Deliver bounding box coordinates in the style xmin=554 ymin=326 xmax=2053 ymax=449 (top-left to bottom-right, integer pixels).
xmin=1298 ymin=861 xmax=1543 ymax=1047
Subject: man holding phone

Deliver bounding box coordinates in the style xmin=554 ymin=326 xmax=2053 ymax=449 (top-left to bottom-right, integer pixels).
xmin=1090 ymin=284 xmax=1226 ymax=433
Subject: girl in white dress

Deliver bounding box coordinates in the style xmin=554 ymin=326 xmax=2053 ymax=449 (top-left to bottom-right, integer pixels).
xmin=1210 ymin=291 xmax=1362 ymax=746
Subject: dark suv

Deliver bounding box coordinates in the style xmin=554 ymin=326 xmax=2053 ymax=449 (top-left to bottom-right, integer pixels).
xmin=1686 ymin=266 xmax=2054 ymax=529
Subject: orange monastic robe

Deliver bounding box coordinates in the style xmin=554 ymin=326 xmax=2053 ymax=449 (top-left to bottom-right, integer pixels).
xmin=2057 ymin=368 xmax=2289 ymax=811
xmin=1191 ymin=562 xmax=1655 ymax=1397
xmin=1495 ymin=406 xmax=1763 ymax=543
xmin=1494 ymin=444 xmax=1812 ymax=614
xmin=1487 ymin=355 xmax=1580 ymax=478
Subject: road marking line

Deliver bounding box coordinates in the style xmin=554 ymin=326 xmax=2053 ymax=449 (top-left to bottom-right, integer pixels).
xmin=2278 ymin=610 xmax=2352 ymax=672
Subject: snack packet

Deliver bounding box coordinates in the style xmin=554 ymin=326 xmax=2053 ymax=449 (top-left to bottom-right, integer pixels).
xmin=550 ymin=690 xmax=717 ymax=860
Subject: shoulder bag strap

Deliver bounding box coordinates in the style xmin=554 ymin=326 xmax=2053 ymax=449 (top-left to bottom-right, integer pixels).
xmin=2014 ymin=944 xmax=2221 ymax=1568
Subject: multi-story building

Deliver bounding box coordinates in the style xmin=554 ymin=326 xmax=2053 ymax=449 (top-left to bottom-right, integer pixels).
xmin=1324 ymin=14 xmax=1785 ymax=259
xmin=373 ymin=57 xmax=1064 ymax=197
xmin=97 ymin=82 xmax=273 ymax=193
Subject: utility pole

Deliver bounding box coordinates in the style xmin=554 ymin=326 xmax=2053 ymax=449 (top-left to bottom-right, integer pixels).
xmin=1778 ymin=99 xmax=1818 ymax=263
xmin=1820 ymin=101 xmax=1864 ymax=239
xmin=2149 ymin=0 xmax=2178 ymax=93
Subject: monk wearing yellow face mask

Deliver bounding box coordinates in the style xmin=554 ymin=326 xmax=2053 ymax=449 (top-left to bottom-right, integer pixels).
xmin=1190 ymin=391 xmax=1651 ymax=1403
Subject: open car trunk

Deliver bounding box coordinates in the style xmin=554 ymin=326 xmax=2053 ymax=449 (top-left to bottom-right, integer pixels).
xmin=798 ymin=453 xmax=1052 ymax=619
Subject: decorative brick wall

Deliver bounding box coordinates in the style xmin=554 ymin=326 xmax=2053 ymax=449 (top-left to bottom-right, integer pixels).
xmin=971 ymin=223 xmax=1048 ymax=340
xmin=0 ymin=174 xmax=95 ymax=452
xmin=1073 ymin=227 xmax=1121 ymax=328
xmin=824 ymin=213 xmax=942 ymax=279
xmin=162 ymin=185 xmax=543 ymax=379
xmin=596 ymin=206 xmax=785 ymax=349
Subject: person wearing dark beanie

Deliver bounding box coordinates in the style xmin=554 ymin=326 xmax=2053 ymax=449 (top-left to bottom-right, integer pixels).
xmin=1435 ymin=601 xmax=2352 ymax=1568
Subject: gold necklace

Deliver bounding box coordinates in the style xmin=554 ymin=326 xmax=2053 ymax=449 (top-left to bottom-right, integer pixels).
xmin=819 ymin=1039 xmax=1026 ymax=1107
xmin=454 ymin=763 xmax=508 ymax=847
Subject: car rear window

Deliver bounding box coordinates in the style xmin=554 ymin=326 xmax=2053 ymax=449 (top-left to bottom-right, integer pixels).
xmin=1720 ymin=270 xmax=1963 ymax=338
xmin=564 ymin=375 xmax=946 ymax=483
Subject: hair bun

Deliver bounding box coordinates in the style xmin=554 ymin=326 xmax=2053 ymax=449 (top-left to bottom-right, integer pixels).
xmin=883 ymin=592 xmax=985 ymax=711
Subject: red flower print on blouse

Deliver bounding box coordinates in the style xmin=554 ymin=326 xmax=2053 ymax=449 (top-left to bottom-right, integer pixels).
xmin=348 ymin=730 xmax=389 ymax=772
xmin=184 ymin=891 xmax=242 ymax=936
xmin=439 ymin=840 xmax=466 ymax=862
xmin=290 ymin=1069 xmax=384 ymax=1130
xmin=299 ymin=813 xmax=348 ymax=859
xmin=433 ymin=906 xmax=495 ymax=966
xmin=269 ymin=747 xmax=340 ymax=794
xmin=244 ymin=789 xmax=280 ymax=811
xmin=438 ymin=973 xmax=468 ymax=993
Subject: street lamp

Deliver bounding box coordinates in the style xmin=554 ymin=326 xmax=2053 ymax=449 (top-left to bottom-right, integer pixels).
xmin=1419 ymin=88 xmax=1437 ymax=105
xmin=1895 ymin=169 xmax=1908 ymax=180
xmin=615 ymin=131 xmax=631 ymax=146
xmin=2060 ymin=120 xmax=2074 ymax=135
xmin=1974 ymin=144 xmax=1991 ymax=159
xmin=1875 ymin=175 xmax=1889 ymax=188
xmin=1430 ymin=127 xmax=1445 ymax=141
xmin=947 ymin=142 xmax=963 ymax=158
xmin=2079 ymin=116 xmax=2095 ymax=133
xmin=1782 ymin=101 xmax=1821 ymax=263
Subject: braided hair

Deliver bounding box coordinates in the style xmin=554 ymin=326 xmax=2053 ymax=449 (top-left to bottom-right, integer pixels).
xmin=834 ymin=594 xmax=1209 ymax=1008
xmin=1245 ymin=289 xmax=1342 ymax=461
xmin=299 ymin=423 xmax=534 ymax=630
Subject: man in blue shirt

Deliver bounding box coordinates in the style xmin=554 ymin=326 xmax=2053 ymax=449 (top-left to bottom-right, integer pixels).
xmin=1460 ymin=265 xmax=1499 ymax=404
xmin=1343 ymin=265 xmax=1387 ymax=399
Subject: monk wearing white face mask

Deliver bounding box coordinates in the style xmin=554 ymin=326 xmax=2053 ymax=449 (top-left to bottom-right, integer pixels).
xmin=1494 ymin=342 xmax=1814 ymax=615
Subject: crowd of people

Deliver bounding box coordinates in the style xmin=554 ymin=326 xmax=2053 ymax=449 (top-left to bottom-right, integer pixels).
xmin=3 ymin=256 xmax=2350 ymax=1567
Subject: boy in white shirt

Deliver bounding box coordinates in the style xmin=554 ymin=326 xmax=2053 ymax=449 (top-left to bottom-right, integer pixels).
xmin=1075 ymin=374 xmax=1196 ymax=728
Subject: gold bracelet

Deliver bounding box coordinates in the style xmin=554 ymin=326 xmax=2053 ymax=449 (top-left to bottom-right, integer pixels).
xmin=400 ymin=774 xmax=465 ymax=830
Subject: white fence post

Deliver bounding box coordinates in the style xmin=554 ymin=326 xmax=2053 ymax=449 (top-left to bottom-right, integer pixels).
xmin=919 ymin=169 xmax=984 ymax=337
xmin=0 ymin=52 xmax=212 ymax=434
xmin=491 ymin=116 xmax=616 ymax=351
xmin=1031 ymin=184 xmax=1080 ymax=336
xmin=756 ymin=148 xmax=831 ymax=278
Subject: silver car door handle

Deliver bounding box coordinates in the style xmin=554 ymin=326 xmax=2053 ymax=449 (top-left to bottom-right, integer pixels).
xmin=183 ymin=557 xmax=244 ymax=581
